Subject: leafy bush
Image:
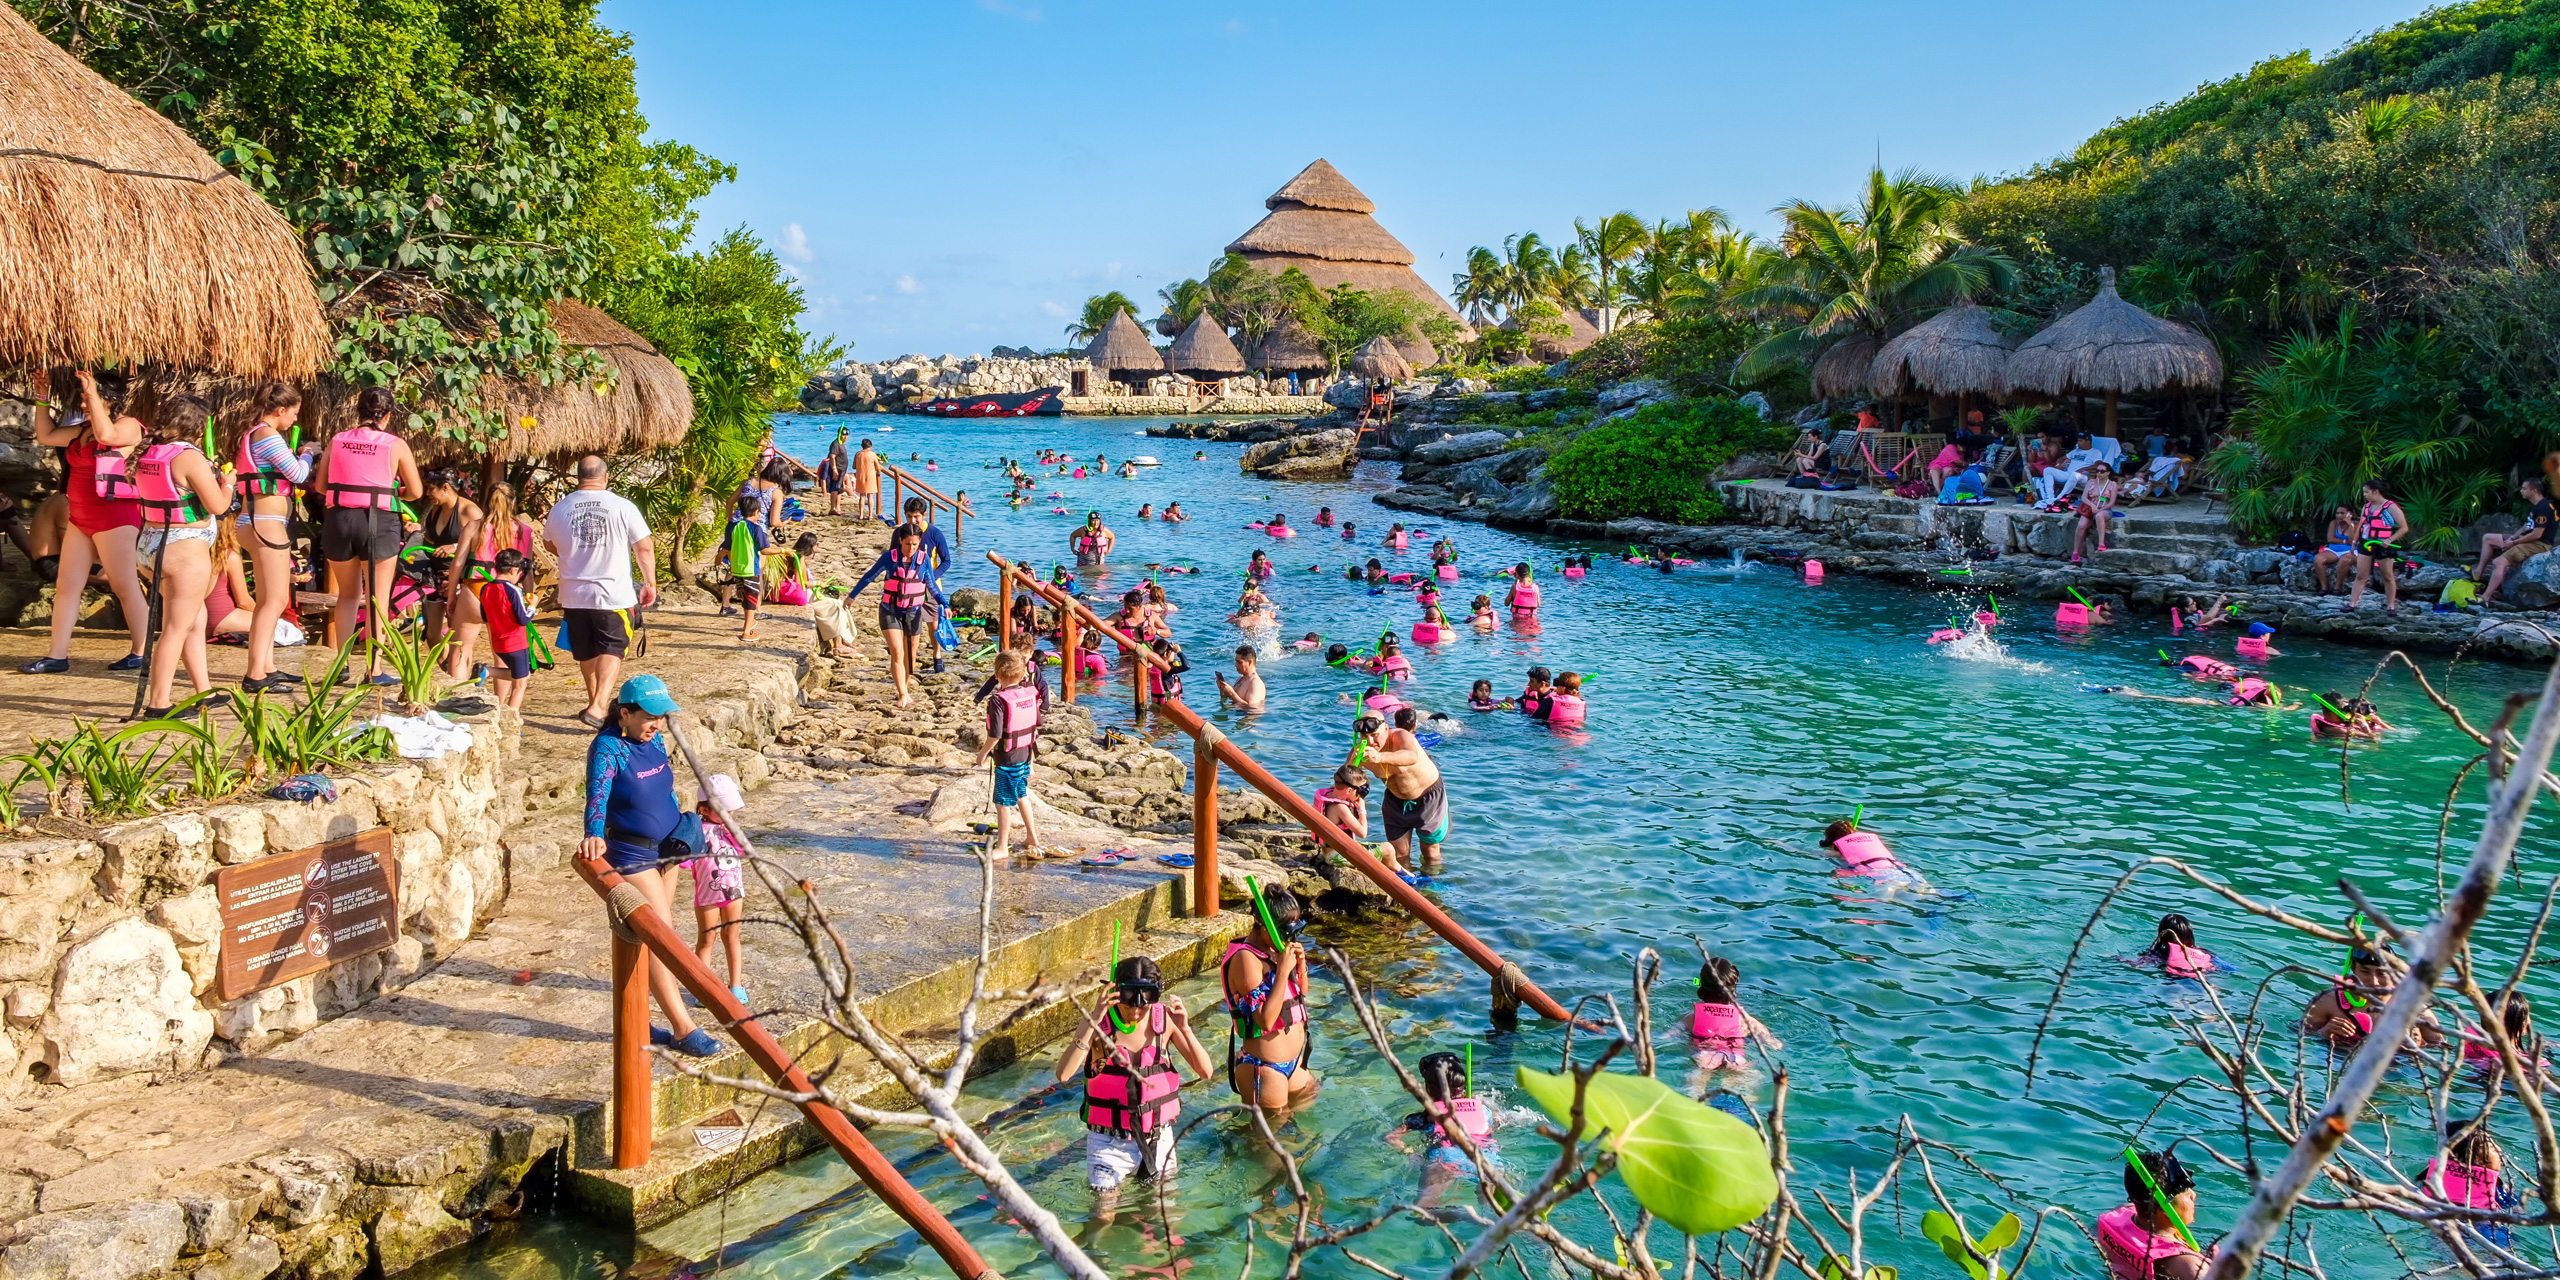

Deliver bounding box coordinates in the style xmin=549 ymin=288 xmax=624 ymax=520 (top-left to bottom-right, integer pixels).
xmin=1483 ymin=364 xmax=1560 ymax=393
xmin=1547 ymin=397 xmax=1783 ymax=524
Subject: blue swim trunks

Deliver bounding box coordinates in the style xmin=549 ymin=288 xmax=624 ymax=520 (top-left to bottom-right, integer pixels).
xmin=993 ymin=761 xmax=1032 ymax=807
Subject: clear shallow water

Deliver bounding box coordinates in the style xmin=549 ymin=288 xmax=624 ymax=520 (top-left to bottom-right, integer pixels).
xmin=422 ymin=413 xmax=2557 ymax=1279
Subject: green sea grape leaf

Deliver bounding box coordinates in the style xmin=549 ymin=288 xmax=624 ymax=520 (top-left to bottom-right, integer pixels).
xmin=1514 ymin=1067 xmax=1777 ymax=1234
xmin=1919 ymin=1211 xmax=1961 ymax=1248
xmin=1819 ymin=1260 xmax=1897 ymax=1280
xmin=1977 ymin=1213 xmax=2021 ymax=1253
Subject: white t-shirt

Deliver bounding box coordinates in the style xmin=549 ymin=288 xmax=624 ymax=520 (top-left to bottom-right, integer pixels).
xmin=544 ymin=488 xmax=651 ymax=610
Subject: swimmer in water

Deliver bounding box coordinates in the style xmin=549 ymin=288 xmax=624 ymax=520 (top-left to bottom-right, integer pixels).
xmin=1230 ymin=585 xmax=1275 ymax=629
xmin=2137 ymin=913 xmax=2221 ymax=979
xmin=1687 ymin=956 xmax=1782 ymax=1071
xmin=2088 ymin=679 xmax=2286 ymax=708
xmin=1194 ymin=451 xmax=1206 ymax=461
xmin=1267 ymin=511 xmax=1289 ymax=534
xmin=1293 ymin=631 xmax=1321 ymax=650
xmin=1136 ymin=503 xmax=1153 ymax=520
xmin=1162 ymin=502 xmax=1186 ymax=523
xmin=2303 ymin=939 xmax=2442 ymax=1051
xmin=1314 ymin=506 xmax=1334 ymax=527
xmin=1384 ymin=521 xmax=1408 ymax=548
xmin=1364 ymin=559 xmax=1388 ymax=587
xmin=2175 ymin=592 xmax=2235 ymax=631
xmin=1341 ymin=520 xmax=1358 ymax=541
xmin=2166 ymin=654 xmax=2242 ymax=682
xmin=1430 ymin=538 xmax=1457 ymax=568
xmin=1220 ymin=883 xmax=1318 ymax=1109
xmin=1516 ymin=666 xmax=1553 ymax=719
xmin=1146 ymin=637 xmax=1188 ymax=702
xmin=1506 ymin=562 xmax=1541 ymax=617
xmin=1215 ymin=644 xmax=1265 ymax=710
xmin=1384 ymin=1050 xmax=1500 ymax=1209
xmin=1820 ymin=818 xmax=1933 ymax=893
xmin=1247 ymin=549 xmax=1275 ymax=579
xmin=1371 ymin=638 xmax=1414 ymax=681
xmin=1532 ymin=671 xmax=1587 ymax=726
xmin=1315 ymin=765 xmax=1369 ymax=839
xmin=1467 ymin=679 xmax=1512 ymax=711
xmin=1468 ymin=594 xmax=1496 ymax=632
xmin=1418 ymin=602 xmax=1451 ymax=638
xmin=1325 ymin=642 xmax=1351 ymax=667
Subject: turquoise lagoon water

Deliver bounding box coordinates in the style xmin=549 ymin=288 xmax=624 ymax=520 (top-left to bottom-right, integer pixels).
xmin=418 ymin=412 xmax=2556 ymax=1279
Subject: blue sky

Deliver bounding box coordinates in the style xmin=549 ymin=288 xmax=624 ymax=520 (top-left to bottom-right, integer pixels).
xmin=610 ymin=0 xmax=2426 ymax=359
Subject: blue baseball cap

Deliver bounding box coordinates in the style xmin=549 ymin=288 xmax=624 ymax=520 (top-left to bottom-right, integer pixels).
xmin=2245 ymin=622 xmax=2275 ymax=637
xmin=615 ymin=674 xmax=680 ymax=715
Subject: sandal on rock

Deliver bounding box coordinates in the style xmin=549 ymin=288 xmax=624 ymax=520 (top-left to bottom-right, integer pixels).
xmin=1155 ymin=853 xmax=1195 ymax=868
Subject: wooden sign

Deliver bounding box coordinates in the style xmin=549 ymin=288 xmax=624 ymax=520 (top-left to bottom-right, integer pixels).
xmin=214 ymin=828 xmax=400 ymax=1000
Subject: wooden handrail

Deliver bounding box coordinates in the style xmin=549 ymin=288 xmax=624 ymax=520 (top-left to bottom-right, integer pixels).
xmin=571 ymin=853 xmax=999 ymax=1280
xmin=983 ymin=552 xmax=1577 ymax=1024
xmin=880 ymin=460 xmax=965 ymax=545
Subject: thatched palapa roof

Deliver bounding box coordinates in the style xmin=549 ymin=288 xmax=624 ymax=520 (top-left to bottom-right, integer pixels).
xmin=1869 ymin=297 xmax=2015 ymax=398
xmin=1168 ymin=312 xmax=1247 ymax=378
xmin=1350 ymin=335 xmax=1412 ymax=382
xmin=1083 ymin=309 xmax=1166 ymax=383
xmin=0 ymin=5 xmax=327 ymax=379
xmin=2006 ymin=267 xmax=2223 ymax=396
xmin=1396 ymin=334 xmax=1439 ymax=371
xmin=1503 ymin=306 xmax=1602 ymax=364
xmin=1248 ymin=313 xmax=1327 ymax=373
xmin=1809 ymin=334 xmax=1884 ymax=399
xmin=1226 ymin=160 xmax=1470 ymax=334
xmin=493 ymin=300 xmax=693 ymax=457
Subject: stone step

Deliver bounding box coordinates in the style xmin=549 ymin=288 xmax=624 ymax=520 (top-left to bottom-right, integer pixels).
xmin=565 ymin=883 xmax=1248 ymax=1229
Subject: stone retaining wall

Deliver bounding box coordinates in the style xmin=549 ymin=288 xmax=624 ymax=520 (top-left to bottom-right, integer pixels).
xmin=0 ymin=711 xmax=518 ymax=1093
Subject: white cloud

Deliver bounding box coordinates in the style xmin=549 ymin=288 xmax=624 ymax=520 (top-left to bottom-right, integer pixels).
xmin=778 ymin=222 xmax=812 ymax=263
xmin=896 ymin=275 xmax=922 ymax=294
xmin=1041 ymin=300 xmax=1069 ymax=317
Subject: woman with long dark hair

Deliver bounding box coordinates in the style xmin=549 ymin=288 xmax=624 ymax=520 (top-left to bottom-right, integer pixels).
xmin=20 ymin=371 xmax=151 ymax=674
xmin=441 ymin=480 xmax=540 ymax=680
xmin=228 ymin=380 xmax=313 ymax=691
xmin=309 ymin=386 xmax=422 ymax=681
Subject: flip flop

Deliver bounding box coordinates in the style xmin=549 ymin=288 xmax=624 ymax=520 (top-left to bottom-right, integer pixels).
xmin=1080 ymin=852 xmax=1128 ymax=866
xmin=1155 ymin=853 xmax=1195 ymax=868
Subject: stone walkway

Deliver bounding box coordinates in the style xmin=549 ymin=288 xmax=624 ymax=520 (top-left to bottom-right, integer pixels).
xmin=0 ymin=511 xmax=1254 ymax=1280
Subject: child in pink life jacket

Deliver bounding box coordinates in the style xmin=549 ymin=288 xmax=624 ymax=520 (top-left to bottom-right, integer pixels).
xmin=1820 ymin=817 xmax=1933 ymax=894
xmin=2419 ymin=1117 xmax=2518 ymax=1249
xmin=1386 ymin=1050 xmax=1500 ymax=1207
xmin=1688 ymin=956 xmax=1781 ymax=1071
xmin=2136 ymin=913 xmax=2222 ymax=979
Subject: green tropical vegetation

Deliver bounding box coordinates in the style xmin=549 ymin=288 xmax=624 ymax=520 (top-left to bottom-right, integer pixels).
xmin=1449 ymin=0 xmax=2560 ymax=541
xmin=1546 ymin=399 xmax=1791 ymax=525
xmin=17 ymin=0 xmax=829 ymax=456
xmin=1078 ymin=254 xmax=1465 ymax=376
xmin=1064 ymin=292 xmax=1144 ymax=344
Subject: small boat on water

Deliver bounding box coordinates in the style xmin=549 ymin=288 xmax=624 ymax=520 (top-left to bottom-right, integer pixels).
xmin=912 ymin=386 xmax=1064 ymax=418
xmin=1132 ymin=456 xmax=1159 ymax=466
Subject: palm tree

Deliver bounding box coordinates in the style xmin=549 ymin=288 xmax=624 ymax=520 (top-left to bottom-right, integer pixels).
xmin=1065 ymin=291 xmax=1141 ymax=344
xmin=1573 ymin=210 xmax=1647 ymax=332
xmin=1452 ymin=246 xmax=1507 ymax=326
xmin=1736 ymin=166 xmax=2016 ymax=379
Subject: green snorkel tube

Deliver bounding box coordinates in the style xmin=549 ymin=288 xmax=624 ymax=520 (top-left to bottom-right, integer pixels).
xmin=2067 ymin=586 xmax=2093 ymax=607
xmin=2339 ymin=912 xmax=2369 ymax=1011
xmin=2121 ymin=1147 xmax=2206 ymax=1256
xmin=1850 ymin=803 xmax=1863 ymax=832
xmin=1107 ymin=921 xmax=1133 ymax=1034
xmin=1245 ymin=875 xmax=1288 ymax=954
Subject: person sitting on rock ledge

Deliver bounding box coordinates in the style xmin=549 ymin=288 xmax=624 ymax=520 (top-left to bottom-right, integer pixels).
xmin=2470 ymin=476 xmax=2553 ymax=606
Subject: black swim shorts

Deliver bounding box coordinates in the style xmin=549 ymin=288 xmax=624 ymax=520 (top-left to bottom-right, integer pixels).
xmin=1382 ymin=778 xmax=1449 ymax=845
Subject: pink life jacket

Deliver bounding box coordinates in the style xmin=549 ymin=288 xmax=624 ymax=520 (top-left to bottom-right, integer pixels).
xmin=1563 ymin=565 xmax=1586 ymax=579
xmin=323 ymin=426 xmax=402 ymax=510
xmin=1546 ymin=692 xmax=1586 ymax=726
xmin=1083 ymin=1002 xmax=1182 ymax=1136
xmin=235 ymin=426 xmax=291 ymax=498
xmin=2095 ymin=1204 xmax=2198 ymax=1280
xmin=2236 ymin=634 xmax=2270 ymax=660
xmin=1690 ymin=1001 xmax=1748 ymax=1053
xmin=2228 ymin=678 xmax=2273 ymax=706
xmin=2177 ymin=655 xmax=2237 ymax=680
xmin=2055 ymin=602 xmax=2090 ymax=626
xmin=1412 ymin=623 xmax=1444 ymax=644
xmin=91 ymin=440 xmax=137 ymax=501
xmin=1435 ymin=564 xmax=1459 ymax=580
xmin=2163 ymin=942 xmax=2214 ymax=979
xmin=1429 ymin=1096 xmax=1492 ymax=1147
xmin=1222 ymin=937 xmax=1307 ymax=1037
xmin=1076 ymin=650 xmax=1107 ymax=677
xmin=884 ymin=553 xmax=930 ymax=608
xmin=993 ymin=683 xmax=1040 ymax=756
xmin=1509 ymin=579 xmax=1541 ymax=612
xmin=1387 ymin=531 xmax=1408 ymax=549
xmin=131 ymin=441 xmax=208 ymax=526
xmin=1378 ymin=655 xmax=1413 ymax=681
xmin=2311 ymin=711 xmax=2352 ymax=738
xmin=2425 ymin=1158 xmax=2500 ymax=1210
xmin=1831 ymin=830 xmax=1899 ymax=870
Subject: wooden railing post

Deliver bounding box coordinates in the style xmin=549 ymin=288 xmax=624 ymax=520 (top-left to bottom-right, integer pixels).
xmin=1059 ymin=605 xmax=1078 ymax=706
xmin=611 ymin=935 xmax=651 ymax=1169
xmin=1193 ymin=730 xmax=1219 ymax=917
xmin=996 ymin=568 xmax=1012 ymax=652
xmin=1131 ymin=636 xmax=1147 ymax=722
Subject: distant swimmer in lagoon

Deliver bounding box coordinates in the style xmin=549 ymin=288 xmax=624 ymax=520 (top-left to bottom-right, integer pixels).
xmin=2096 ymin=1150 xmax=2207 ymax=1280
xmin=1341 ymin=520 xmax=1358 ymax=541
xmin=1468 ymin=594 xmax=1496 ymax=632
xmin=1162 ymin=502 xmax=1187 ymax=523
xmin=1384 ymin=1050 xmax=1501 ymax=1208
xmin=1314 ymin=506 xmax=1334 ymax=527
xmin=1292 ymin=631 xmax=1321 ymax=650
xmin=1687 ymin=956 xmax=1782 ymax=1071
xmin=1384 ymin=521 xmax=1409 ymax=550
xmin=1070 ymin=511 xmax=1114 ymax=565
xmin=1216 ymin=644 xmax=1265 ymax=710
xmin=2084 ymin=679 xmax=2286 ymax=708
xmin=2311 ymin=691 xmax=2391 ymax=739
xmin=2135 ymin=913 xmax=2224 ymax=979
xmin=1467 ymin=679 xmax=1510 ymax=711
xmin=1136 ymin=503 xmax=1154 ymax=520
xmin=2302 ymin=939 xmax=2442 ymax=1051
xmin=1516 ymin=666 xmax=1553 ymax=719
xmin=1530 ymin=671 xmax=1587 ymax=727
xmin=1505 ymin=563 xmax=1541 ymax=619
xmin=1820 ymin=817 xmax=1934 ymax=894
xmin=1247 ymin=549 xmax=1274 ymax=579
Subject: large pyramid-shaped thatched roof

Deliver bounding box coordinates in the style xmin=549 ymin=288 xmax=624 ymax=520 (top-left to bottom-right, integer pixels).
xmin=1225 ymin=160 xmax=1467 ymax=332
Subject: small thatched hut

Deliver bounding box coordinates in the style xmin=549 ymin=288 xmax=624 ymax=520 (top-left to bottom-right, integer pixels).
xmin=1247 ymin=313 xmax=1327 ymax=374
xmin=1167 ymin=312 xmax=1247 ymax=385
xmin=1226 ymin=160 xmax=1470 ymax=334
xmin=493 ymin=301 xmax=693 ymax=458
xmin=1869 ymin=298 xmax=2015 ymax=402
xmin=0 ymin=5 xmax=327 ymax=379
xmin=1083 ymin=309 xmax=1166 ymax=387
xmin=1396 ymin=334 xmax=1439 ymax=371
xmin=1808 ymin=334 xmax=1883 ymax=399
xmin=1350 ymin=335 xmax=1412 ymax=383
xmin=2006 ymin=267 xmax=2223 ymax=436
xmin=1503 ymin=306 xmax=1602 ymax=363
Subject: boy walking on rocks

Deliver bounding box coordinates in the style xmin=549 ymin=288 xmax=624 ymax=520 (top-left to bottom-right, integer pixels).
xmin=973 ymin=651 xmax=1049 ymax=860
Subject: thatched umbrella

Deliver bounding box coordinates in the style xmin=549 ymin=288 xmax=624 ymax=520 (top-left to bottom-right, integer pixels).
xmin=1808 ymin=334 xmax=1883 ymax=399
xmin=2006 ymin=266 xmax=2223 ymax=438
xmin=1350 ymin=335 xmax=1412 ymax=382
xmin=1248 ymin=313 xmax=1327 ymax=374
xmin=1167 ymin=311 xmax=1247 ymax=382
xmin=1083 ymin=308 xmax=1166 ymax=386
xmin=1396 ymin=334 xmax=1439 ymax=371
xmin=495 ymin=301 xmax=694 ymax=458
xmin=1870 ymin=297 xmax=2015 ymax=426
xmin=0 ymin=5 xmax=326 ymax=379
